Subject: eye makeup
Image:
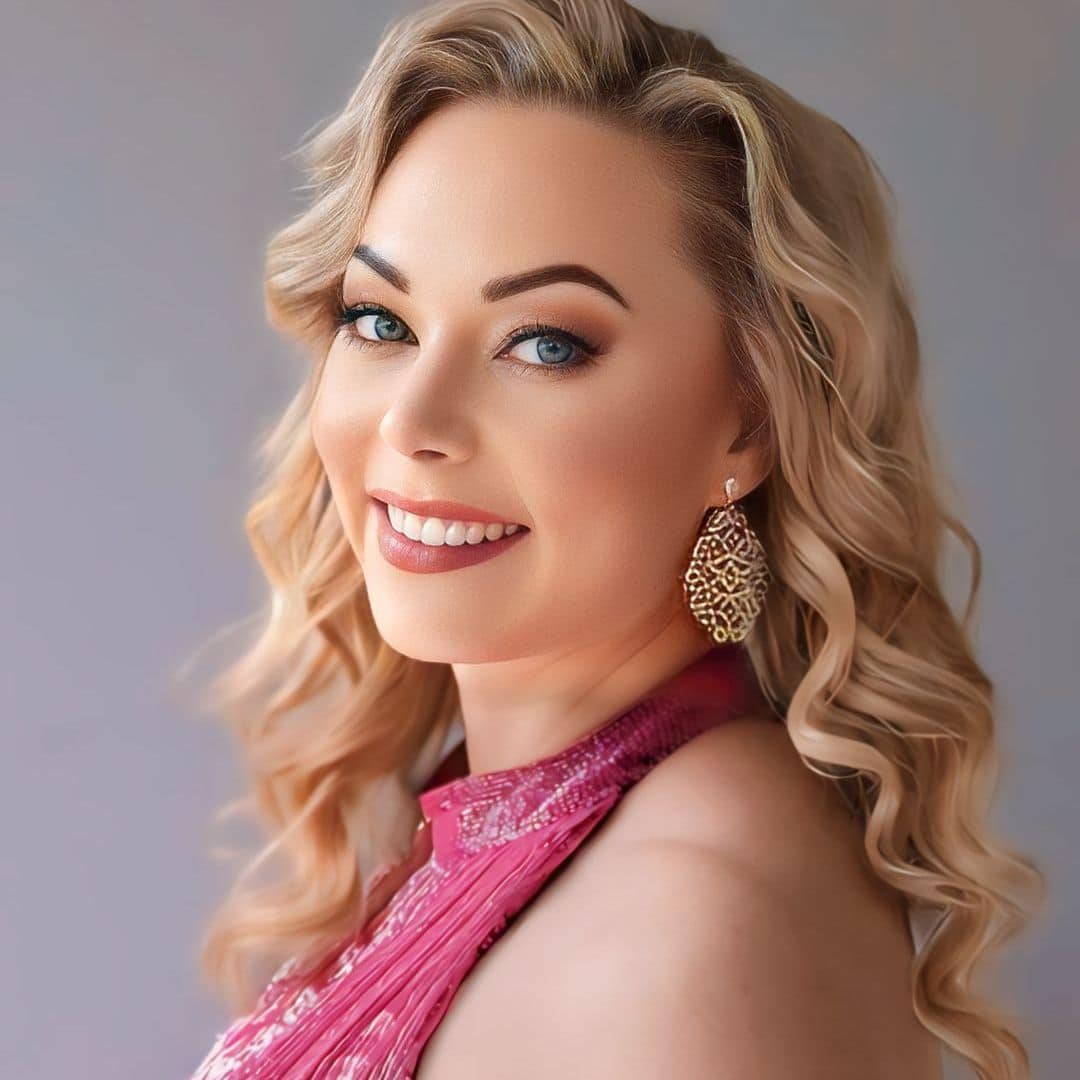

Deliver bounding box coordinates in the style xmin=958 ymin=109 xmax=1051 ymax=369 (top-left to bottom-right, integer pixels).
xmin=333 ymin=299 xmax=604 ymax=379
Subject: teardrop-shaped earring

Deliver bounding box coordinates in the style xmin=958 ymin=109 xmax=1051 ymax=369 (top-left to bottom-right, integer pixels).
xmin=680 ymin=477 xmax=771 ymax=644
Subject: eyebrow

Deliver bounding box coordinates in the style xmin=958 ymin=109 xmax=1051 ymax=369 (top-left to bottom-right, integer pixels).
xmin=351 ymin=244 xmax=631 ymax=311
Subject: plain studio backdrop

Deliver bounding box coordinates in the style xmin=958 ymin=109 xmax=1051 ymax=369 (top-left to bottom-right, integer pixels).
xmin=2 ymin=1 xmax=1076 ymax=1077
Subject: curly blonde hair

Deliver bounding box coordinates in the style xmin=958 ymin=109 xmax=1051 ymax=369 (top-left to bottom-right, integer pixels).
xmin=181 ymin=2 xmax=1047 ymax=1075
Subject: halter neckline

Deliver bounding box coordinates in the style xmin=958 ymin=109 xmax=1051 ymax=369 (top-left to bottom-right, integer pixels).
xmin=418 ymin=642 xmax=759 ymax=863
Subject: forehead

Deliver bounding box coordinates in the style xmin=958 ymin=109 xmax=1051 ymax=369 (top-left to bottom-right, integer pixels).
xmin=353 ymin=102 xmax=689 ymax=304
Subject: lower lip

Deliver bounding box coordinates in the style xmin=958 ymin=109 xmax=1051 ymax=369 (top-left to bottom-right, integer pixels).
xmin=372 ymin=498 xmax=530 ymax=574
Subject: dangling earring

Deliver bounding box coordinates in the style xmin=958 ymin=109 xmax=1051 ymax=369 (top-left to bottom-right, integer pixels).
xmin=680 ymin=477 xmax=771 ymax=644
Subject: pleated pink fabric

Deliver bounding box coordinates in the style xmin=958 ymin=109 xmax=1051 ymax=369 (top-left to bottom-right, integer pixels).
xmin=190 ymin=642 xmax=763 ymax=1079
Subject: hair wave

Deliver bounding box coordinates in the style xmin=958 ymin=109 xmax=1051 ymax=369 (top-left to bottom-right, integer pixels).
xmin=180 ymin=2 xmax=1047 ymax=1075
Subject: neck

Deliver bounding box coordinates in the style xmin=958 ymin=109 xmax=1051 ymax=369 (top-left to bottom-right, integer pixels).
xmin=450 ymin=602 xmax=715 ymax=778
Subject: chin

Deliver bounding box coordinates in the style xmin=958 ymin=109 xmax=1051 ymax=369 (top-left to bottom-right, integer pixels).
xmin=366 ymin=603 xmax=523 ymax=665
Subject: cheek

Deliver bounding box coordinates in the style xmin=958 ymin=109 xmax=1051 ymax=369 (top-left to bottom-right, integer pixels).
xmin=311 ymin=364 xmax=374 ymax=475
xmin=540 ymin=363 xmax=714 ymax=506
xmin=310 ymin=367 xmax=384 ymax=543
xmin=520 ymin=382 xmax=711 ymax=585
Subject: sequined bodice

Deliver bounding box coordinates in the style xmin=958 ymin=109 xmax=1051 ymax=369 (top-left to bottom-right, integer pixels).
xmin=190 ymin=643 xmax=763 ymax=1079
xmin=419 ymin=646 xmax=756 ymax=862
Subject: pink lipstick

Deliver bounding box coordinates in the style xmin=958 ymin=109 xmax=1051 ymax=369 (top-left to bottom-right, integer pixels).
xmin=371 ymin=496 xmax=530 ymax=574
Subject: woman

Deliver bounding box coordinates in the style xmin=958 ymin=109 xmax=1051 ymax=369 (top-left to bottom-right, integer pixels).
xmin=188 ymin=1 xmax=1045 ymax=1076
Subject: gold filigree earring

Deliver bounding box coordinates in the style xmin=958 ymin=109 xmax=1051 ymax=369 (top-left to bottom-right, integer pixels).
xmin=680 ymin=477 xmax=771 ymax=644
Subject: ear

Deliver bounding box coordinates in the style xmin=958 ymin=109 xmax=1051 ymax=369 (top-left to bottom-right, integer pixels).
xmin=706 ymin=420 xmax=771 ymax=506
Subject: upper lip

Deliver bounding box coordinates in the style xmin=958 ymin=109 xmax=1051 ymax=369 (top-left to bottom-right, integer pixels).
xmin=368 ymin=488 xmax=528 ymax=528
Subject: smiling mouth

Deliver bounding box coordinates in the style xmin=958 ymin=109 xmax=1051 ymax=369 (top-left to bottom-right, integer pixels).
xmin=377 ymin=498 xmax=528 ymax=547
xmin=371 ymin=496 xmax=530 ymax=574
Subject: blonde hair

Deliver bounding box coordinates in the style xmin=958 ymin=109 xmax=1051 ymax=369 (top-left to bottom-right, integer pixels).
xmin=181 ymin=2 xmax=1047 ymax=1075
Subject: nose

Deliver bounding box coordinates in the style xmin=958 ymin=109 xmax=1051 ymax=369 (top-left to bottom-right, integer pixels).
xmin=377 ymin=349 xmax=478 ymax=463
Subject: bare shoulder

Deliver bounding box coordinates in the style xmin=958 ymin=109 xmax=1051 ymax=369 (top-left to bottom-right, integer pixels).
xmin=559 ymin=716 xmax=943 ymax=1079
xmin=612 ymin=713 xmax=868 ymax=876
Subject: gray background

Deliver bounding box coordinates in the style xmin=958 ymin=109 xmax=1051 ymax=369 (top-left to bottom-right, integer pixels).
xmin=3 ymin=1 xmax=1076 ymax=1076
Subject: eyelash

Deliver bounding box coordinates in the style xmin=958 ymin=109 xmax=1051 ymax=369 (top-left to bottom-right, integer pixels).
xmin=333 ymin=301 xmax=601 ymax=378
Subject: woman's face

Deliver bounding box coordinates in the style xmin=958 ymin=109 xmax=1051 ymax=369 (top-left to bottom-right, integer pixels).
xmin=312 ymin=101 xmax=763 ymax=663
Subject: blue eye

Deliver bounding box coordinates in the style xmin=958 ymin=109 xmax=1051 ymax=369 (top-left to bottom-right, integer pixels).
xmin=334 ymin=302 xmax=600 ymax=377
xmin=501 ymin=323 xmax=597 ymax=374
xmin=340 ymin=306 xmax=416 ymax=345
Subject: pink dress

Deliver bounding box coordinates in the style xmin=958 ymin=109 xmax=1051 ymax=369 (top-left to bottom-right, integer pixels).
xmin=190 ymin=642 xmax=764 ymax=1078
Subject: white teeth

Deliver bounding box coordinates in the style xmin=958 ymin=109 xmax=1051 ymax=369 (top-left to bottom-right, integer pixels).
xmin=386 ymin=503 xmax=523 ymax=547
